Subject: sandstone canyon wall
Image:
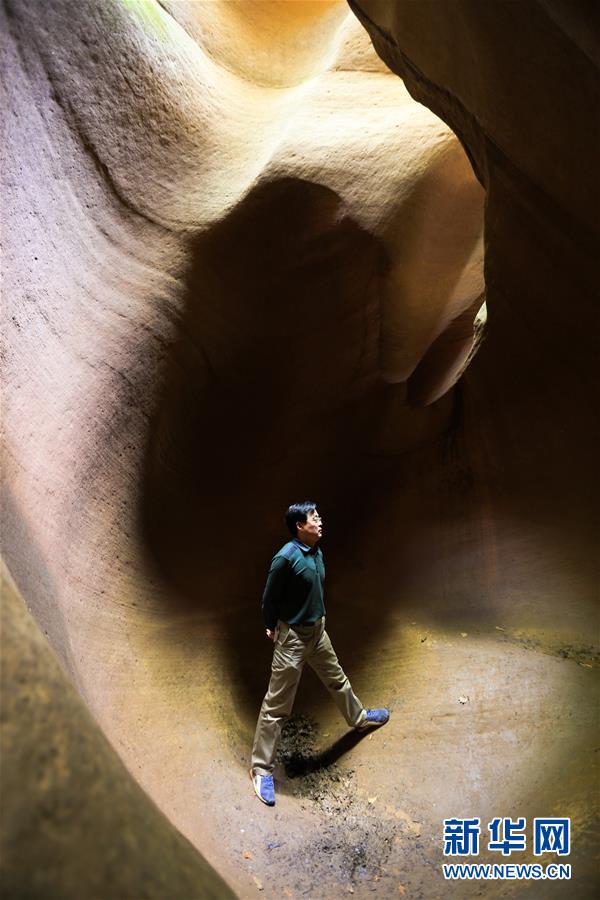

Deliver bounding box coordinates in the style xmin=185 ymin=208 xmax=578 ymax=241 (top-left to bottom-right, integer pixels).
xmin=1 ymin=1 xmax=597 ymax=898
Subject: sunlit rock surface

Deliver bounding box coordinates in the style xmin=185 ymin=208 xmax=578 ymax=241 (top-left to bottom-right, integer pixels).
xmin=1 ymin=1 xmax=597 ymax=897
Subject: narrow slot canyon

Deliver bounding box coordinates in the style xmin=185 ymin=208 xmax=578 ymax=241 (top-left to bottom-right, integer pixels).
xmin=2 ymin=1 xmax=598 ymax=898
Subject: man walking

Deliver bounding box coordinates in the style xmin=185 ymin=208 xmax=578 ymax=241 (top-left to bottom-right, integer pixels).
xmin=250 ymin=501 xmax=389 ymax=806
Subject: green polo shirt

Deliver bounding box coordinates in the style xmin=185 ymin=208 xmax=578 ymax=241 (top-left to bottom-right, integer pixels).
xmin=261 ymin=539 xmax=325 ymax=630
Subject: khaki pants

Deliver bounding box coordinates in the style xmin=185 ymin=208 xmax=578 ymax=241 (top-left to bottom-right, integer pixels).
xmin=251 ymin=618 xmax=365 ymax=776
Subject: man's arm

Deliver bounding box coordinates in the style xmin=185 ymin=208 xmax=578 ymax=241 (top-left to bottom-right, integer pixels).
xmin=261 ymin=554 xmax=288 ymax=636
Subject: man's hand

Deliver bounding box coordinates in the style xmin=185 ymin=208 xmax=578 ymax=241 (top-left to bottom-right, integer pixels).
xmin=266 ymin=628 xmax=276 ymax=641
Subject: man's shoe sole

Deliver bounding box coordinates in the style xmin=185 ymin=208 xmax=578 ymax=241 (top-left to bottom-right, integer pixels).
xmin=356 ymin=718 xmax=389 ymax=732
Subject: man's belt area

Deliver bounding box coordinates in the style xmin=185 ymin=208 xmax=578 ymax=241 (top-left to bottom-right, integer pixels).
xmin=288 ymin=616 xmax=323 ymax=627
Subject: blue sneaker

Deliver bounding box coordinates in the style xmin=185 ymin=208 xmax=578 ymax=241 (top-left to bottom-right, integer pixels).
xmin=250 ymin=770 xmax=276 ymax=806
xmin=356 ymin=708 xmax=390 ymax=731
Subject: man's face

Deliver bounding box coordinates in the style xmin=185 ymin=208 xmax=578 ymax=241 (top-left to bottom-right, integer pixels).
xmin=296 ymin=508 xmax=323 ymax=547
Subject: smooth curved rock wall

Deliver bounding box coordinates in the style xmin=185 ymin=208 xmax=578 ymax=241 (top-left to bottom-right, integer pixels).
xmin=2 ymin=1 xmax=597 ymax=897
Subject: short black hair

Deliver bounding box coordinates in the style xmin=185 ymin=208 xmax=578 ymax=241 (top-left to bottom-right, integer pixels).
xmin=285 ymin=501 xmax=317 ymax=537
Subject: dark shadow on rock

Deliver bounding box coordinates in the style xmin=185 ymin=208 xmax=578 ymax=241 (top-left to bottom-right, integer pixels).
xmin=283 ymin=729 xmax=369 ymax=778
xmin=141 ymin=176 xmax=385 ymax=594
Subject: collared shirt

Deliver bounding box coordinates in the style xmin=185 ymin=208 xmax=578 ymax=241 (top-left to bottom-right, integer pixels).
xmin=261 ymin=538 xmax=325 ymax=630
